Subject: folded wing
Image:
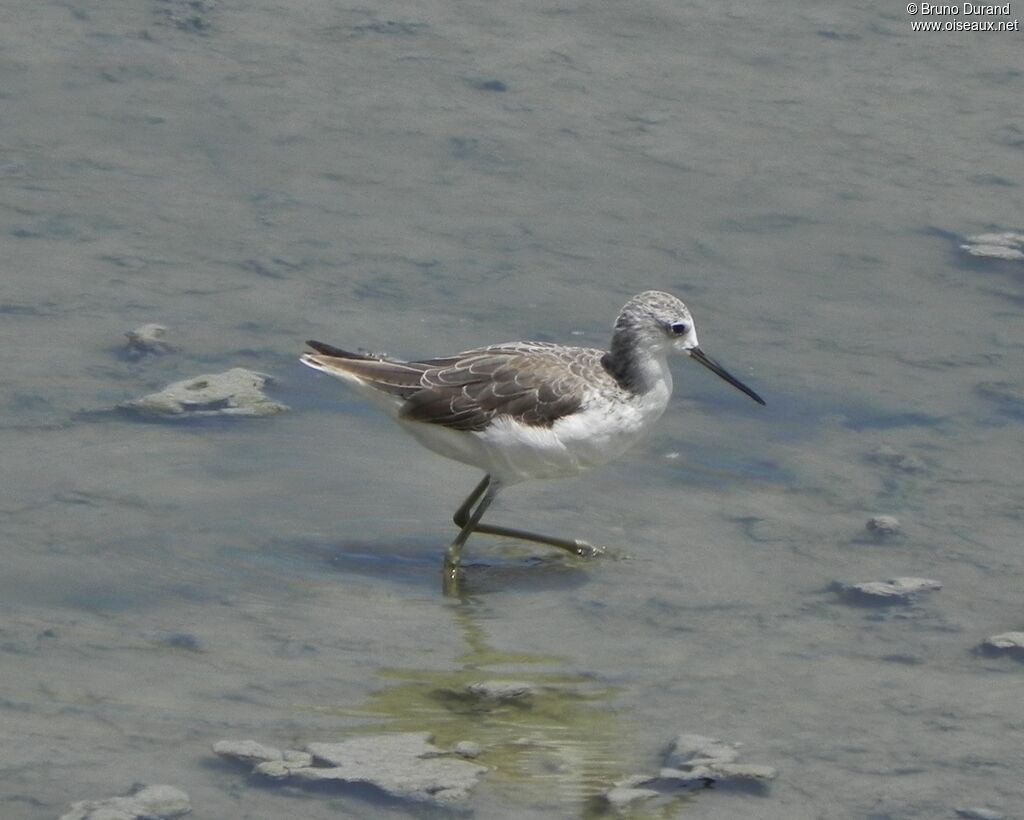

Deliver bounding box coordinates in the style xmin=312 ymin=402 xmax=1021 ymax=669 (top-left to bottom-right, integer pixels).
xmin=304 ymin=341 xmax=591 ymax=432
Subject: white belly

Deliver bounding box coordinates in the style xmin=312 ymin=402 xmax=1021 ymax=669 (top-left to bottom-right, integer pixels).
xmin=400 ymin=383 xmax=671 ymax=484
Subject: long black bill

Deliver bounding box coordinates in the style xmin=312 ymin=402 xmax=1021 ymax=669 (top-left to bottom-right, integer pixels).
xmin=689 ymin=347 xmax=765 ymax=406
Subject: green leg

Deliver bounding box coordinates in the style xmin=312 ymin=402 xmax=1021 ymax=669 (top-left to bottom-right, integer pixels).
xmin=451 ymin=474 xmax=492 ymax=529
xmin=444 ymin=479 xmax=499 ymax=578
xmin=450 ymin=475 xmax=601 ymax=558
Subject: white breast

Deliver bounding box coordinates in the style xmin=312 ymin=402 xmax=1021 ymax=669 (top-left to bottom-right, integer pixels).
xmin=392 ymin=352 xmax=675 ymax=484
xmin=548 ymin=377 xmax=672 ymax=473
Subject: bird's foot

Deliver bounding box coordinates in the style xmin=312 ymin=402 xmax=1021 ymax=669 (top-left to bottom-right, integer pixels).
xmin=440 ymin=544 xmax=464 ymax=593
xmin=441 ymin=555 xmax=464 ymax=597
xmin=572 ymin=540 xmax=606 ymax=559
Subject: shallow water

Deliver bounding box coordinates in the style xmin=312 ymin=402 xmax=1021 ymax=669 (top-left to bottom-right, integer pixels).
xmin=2 ymin=1 xmax=1023 ymax=818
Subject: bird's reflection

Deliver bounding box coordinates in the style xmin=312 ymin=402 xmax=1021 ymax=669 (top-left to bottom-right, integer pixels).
xmin=313 ymin=602 xmax=690 ymax=817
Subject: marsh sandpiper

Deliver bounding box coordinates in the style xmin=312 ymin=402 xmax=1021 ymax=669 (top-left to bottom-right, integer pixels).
xmin=301 ymin=290 xmax=765 ymax=587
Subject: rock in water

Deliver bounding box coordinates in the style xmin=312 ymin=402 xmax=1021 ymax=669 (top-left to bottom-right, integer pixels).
xmin=125 ymin=323 xmax=173 ymax=356
xmin=60 ymin=784 xmax=190 ymax=820
xmin=834 ymin=577 xmax=942 ymax=604
xmin=866 ymin=516 xmax=901 ymax=538
xmin=465 ymin=680 xmax=536 ymax=700
xmin=603 ymin=733 xmax=776 ymax=809
xmin=212 ymin=739 xmax=284 ymax=764
xmin=959 ymin=232 xmax=1024 ymax=261
xmin=980 ymin=632 xmax=1024 ymax=659
xmin=661 ymin=733 xmax=777 ymax=784
xmin=121 ymin=368 xmax=287 ymax=418
xmin=214 ymin=732 xmax=487 ymax=807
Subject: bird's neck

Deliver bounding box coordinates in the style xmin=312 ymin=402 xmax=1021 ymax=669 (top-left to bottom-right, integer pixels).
xmin=602 ymin=330 xmax=672 ymax=396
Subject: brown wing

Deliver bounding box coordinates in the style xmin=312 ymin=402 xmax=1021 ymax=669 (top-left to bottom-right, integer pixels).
xmin=306 ymin=340 xmax=601 ymax=432
xmin=399 ymin=344 xmax=594 ymax=432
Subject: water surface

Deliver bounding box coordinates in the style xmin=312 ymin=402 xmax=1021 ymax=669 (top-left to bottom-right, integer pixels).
xmin=2 ymin=1 xmax=1022 ymax=817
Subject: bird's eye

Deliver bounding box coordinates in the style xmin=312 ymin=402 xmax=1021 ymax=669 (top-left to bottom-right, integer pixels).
xmin=669 ymin=322 xmax=689 ymax=336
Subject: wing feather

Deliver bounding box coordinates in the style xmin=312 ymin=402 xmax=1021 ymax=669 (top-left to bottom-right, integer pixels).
xmin=303 ymin=341 xmax=430 ymax=399
xmin=400 ymin=345 xmax=598 ymax=431
xmin=306 ymin=340 xmax=605 ymax=432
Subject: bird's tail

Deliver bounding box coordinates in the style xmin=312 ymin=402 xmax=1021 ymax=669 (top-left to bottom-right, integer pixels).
xmin=305 ymin=340 xmax=372 ymax=359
